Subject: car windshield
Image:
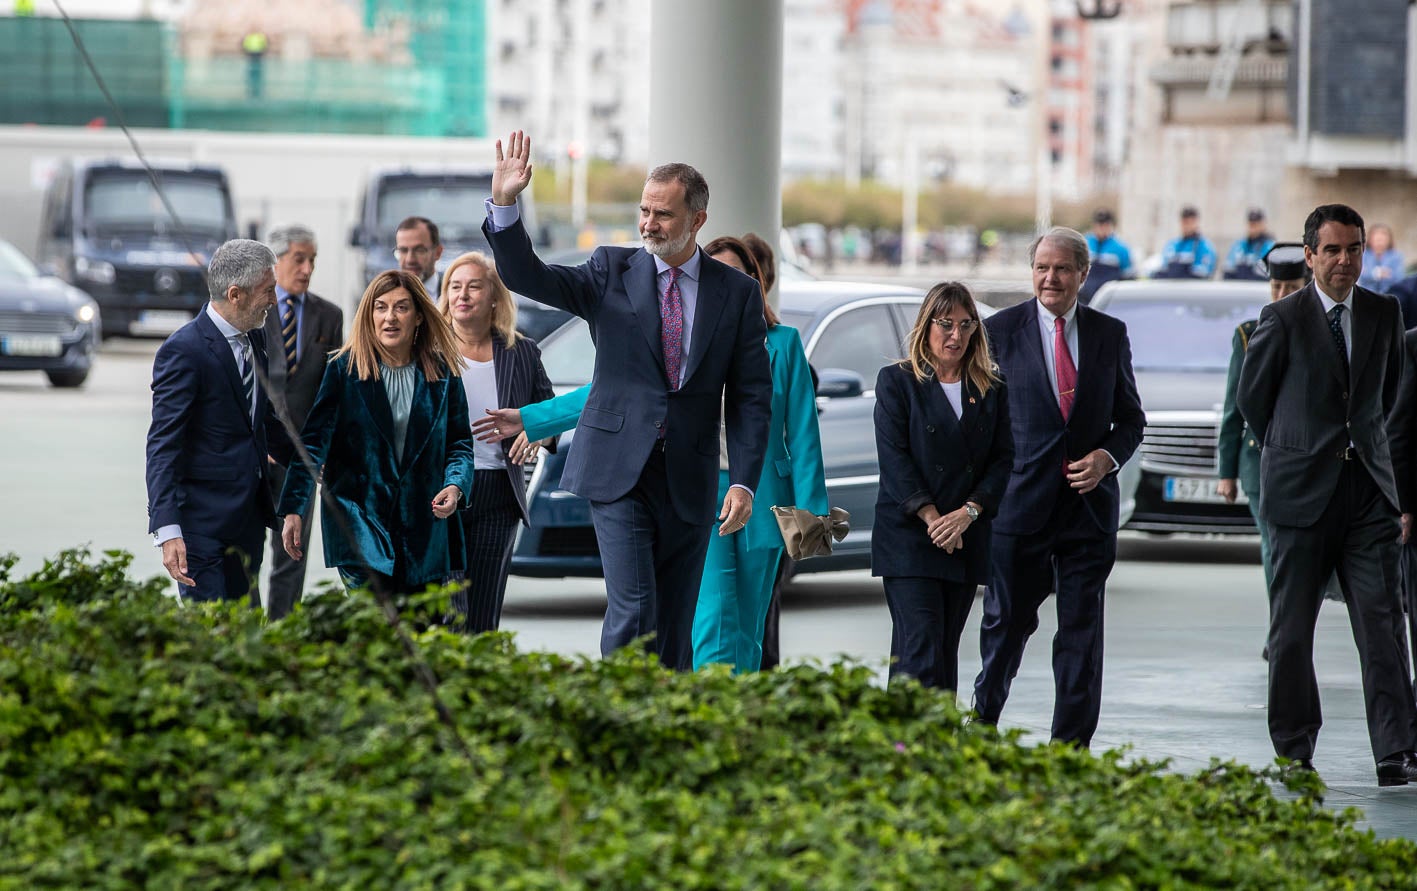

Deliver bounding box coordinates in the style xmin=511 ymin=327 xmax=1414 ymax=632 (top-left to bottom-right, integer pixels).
xmin=376 ymin=177 xmax=495 ymax=244
xmin=84 ymin=172 xmax=231 ymax=233
xmin=1102 ymin=295 xmax=1267 ymax=371
xmin=0 ymin=241 xmax=40 ymax=281
xmin=539 ymin=318 xmax=595 ymax=386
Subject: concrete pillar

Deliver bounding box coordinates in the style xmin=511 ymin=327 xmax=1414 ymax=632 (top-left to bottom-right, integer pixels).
xmin=649 ymin=0 xmax=784 ymax=304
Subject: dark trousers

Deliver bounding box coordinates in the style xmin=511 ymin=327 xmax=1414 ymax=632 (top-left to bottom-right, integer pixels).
xmin=453 ymin=469 xmax=521 ymax=633
xmin=1265 ymin=460 xmax=1417 ymax=763
xmin=974 ymin=492 xmax=1116 ymax=746
xmin=265 ymin=461 xmax=311 ymax=619
xmin=760 ymin=557 xmax=791 ymax=670
xmin=591 ymin=446 xmax=713 ymax=671
xmin=884 ymin=577 xmax=977 ymax=691
xmin=180 ymin=522 xmax=266 ymax=607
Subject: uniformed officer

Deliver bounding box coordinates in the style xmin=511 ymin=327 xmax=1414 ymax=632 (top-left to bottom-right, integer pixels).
xmin=1217 ymin=243 xmax=1309 ymax=596
xmin=1157 ymin=206 xmax=1218 ymax=279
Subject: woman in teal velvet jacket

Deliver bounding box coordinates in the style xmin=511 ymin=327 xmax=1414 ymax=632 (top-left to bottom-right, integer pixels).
xmin=279 ymin=270 xmax=476 ymax=595
xmin=475 ymin=237 xmax=826 ymax=673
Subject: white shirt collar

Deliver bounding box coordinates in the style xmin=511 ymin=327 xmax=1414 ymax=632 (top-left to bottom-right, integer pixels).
xmin=1314 ymin=283 xmax=1354 ymax=313
xmin=205 ymin=303 xmax=244 ymax=340
xmin=1036 ymin=297 xmax=1079 ymax=327
xmin=653 ymin=246 xmax=703 ymax=280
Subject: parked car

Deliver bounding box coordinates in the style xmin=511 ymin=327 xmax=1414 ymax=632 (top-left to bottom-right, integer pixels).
xmin=0 ymin=239 xmax=101 ymax=388
xmin=37 ymin=158 xmax=237 ymax=339
xmin=510 ymin=281 xmax=990 ymax=578
xmin=1091 ymin=279 xmax=1271 ymax=535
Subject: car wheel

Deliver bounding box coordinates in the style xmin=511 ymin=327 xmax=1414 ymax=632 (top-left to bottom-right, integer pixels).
xmin=46 ymin=368 xmax=89 ymax=388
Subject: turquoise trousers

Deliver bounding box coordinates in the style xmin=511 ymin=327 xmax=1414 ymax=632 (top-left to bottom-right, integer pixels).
xmin=693 ymin=471 xmax=784 ymax=673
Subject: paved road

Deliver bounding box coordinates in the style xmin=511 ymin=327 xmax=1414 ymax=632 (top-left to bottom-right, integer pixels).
xmin=6 ymin=340 xmax=1417 ymax=839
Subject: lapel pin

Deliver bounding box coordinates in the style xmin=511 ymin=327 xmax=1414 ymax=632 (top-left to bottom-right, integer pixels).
xmin=969 ymin=396 xmax=976 ymax=404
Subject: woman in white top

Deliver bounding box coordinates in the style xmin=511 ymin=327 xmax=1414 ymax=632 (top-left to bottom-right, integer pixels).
xmin=439 ymin=251 xmax=556 ymax=633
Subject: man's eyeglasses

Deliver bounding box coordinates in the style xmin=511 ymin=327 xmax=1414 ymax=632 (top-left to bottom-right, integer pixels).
xmin=931 ymin=318 xmax=978 ymax=334
xmin=393 ymin=246 xmax=432 ymax=260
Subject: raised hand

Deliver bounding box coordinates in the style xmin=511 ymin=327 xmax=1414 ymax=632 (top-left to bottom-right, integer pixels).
xmin=492 ymin=130 xmax=534 ymax=206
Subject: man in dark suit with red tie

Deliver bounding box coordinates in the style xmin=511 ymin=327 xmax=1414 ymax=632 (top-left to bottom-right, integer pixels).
xmin=1238 ymin=203 xmax=1417 ymax=785
xmin=261 ymin=224 xmax=344 ymax=619
xmin=145 ymin=239 xmax=286 ymax=604
xmin=481 ymin=131 xmax=773 ymax=670
xmin=972 ymin=226 xmax=1146 ymax=747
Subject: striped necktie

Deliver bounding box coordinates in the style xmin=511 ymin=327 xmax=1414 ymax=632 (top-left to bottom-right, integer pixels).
xmin=237 ymin=334 xmax=254 ymax=418
xmin=281 ymin=296 xmax=298 ymax=374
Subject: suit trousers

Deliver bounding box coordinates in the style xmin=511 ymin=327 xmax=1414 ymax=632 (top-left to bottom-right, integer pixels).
xmin=265 ymin=460 xmax=312 ymax=619
xmin=180 ymin=521 xmax=266 ymax=607
xmin=974 ymin=487 xmax=1117 ymax=746
xmin=1266 ymin=460 xmax=1417 ymax=763
xmin=453 ymin=469 xmax=522 ymax=633
xmin=693 ymin=471 xmax=784 ymax=673
xmin=591 ymin=446 xmax=714 ymax=671
xmin=884 ymin=577 xmax=977 ymax=692
xmin=759 ymin=558 xmax=790 ymax=670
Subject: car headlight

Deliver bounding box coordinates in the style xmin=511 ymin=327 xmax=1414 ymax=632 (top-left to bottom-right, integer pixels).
xmin=75 ymin=257 xmax=116 ymax=285
xmin=75 ymin=303 xmax=96 ymax=324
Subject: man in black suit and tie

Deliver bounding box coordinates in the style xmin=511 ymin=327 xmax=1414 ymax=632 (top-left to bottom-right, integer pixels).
xmin=1237 ymin=203 xmax=1417 ymax=785
xmin=972 ymin=226 xmax=1146 ymax=747
xmin=146 ymin=239 xmax=285 ymax=603
xmin=261 ymin=224 xmax=344 ymax=618
xmin=483 ymin=131 xmax=773 ymax=670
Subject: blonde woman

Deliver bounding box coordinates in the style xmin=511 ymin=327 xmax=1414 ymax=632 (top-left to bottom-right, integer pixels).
xmin=873 ymin=282 xmax=1014 ymax=691
xmin=439 ymin=251 xmax=555 ymax=632
xmin=279 ymin=269 xmax=475 ymax=597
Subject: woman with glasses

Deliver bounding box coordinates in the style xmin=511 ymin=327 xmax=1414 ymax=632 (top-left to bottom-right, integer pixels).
xmin=873 ymin=282 xmax=1013 ymax=691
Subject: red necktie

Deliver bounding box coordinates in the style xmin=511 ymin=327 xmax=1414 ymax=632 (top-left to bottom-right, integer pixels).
xmin=1054 ymin=316 xmax=1076 ymax=420
xmin=660 ymin=267 xmax=684 ymax=390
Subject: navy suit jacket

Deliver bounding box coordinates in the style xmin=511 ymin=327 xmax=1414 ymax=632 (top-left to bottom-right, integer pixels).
xmin=484 ymin=218 xmax=773 ymax=523
xmin=872 ymin=362 xmax=1014 ymax=583
xmin=985 ymin=299 xmax=1145 ymax=536
xmin=145 ymin=308 xmax=286 ymax=541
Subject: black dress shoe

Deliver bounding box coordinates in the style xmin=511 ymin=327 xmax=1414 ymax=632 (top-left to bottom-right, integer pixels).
xmin=1376 ymin=752 xmax=1417 ymax=787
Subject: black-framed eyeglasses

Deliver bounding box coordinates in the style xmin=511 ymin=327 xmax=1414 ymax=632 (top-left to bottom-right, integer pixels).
xmin=931 ymin=318 xmax=978 ymax=334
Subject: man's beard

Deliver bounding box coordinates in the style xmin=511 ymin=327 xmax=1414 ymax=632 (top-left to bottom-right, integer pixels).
xmin=642 ymin=226 xmax=694 ymax=260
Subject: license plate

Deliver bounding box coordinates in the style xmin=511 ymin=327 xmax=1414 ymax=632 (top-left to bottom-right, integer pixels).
xmin=1 ymin=334 xmax=62 ymax=357
xmin=130 ymin=310 xmax=192 ymax=335
xmin=1163 ymin=476 xmax=1247 ymax=505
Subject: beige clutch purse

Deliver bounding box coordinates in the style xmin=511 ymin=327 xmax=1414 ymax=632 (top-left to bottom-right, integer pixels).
xmin=770 ymin=506 xmax=851 ymax=561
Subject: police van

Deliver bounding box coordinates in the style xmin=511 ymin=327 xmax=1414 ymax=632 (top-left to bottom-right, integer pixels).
xmin=37 ymin=159 xmax=238 ymax=338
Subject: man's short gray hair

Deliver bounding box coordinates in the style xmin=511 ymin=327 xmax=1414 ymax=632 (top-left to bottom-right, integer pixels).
xmin=208 ymin=239 xmax=276 ymax=302
xmin=1027 ymin=226 xmax=1091 ymax=274
xmin=646 ymin=163 xmax=710 ymax=215
xmin=267 ymin=224 xmax=318 ymax=258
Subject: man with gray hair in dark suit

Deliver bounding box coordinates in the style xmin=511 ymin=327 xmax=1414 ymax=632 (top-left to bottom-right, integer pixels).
xmin=261 ymin=224 xmax=343 ymax=618
xmin=1238 ymin=203 xmax=1417 ymax=785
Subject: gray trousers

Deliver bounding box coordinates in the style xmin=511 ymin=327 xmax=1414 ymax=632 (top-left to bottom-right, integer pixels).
xmin=265 ymin=461 xmax=312 ymax=619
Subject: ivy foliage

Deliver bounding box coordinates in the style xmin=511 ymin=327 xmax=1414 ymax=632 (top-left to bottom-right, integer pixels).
xmin=1 ymin=550 xmax=1414 ymax=889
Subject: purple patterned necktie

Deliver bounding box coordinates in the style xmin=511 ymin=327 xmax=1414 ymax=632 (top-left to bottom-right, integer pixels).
xmin=660 ymin=266 xmax=684 ymax=390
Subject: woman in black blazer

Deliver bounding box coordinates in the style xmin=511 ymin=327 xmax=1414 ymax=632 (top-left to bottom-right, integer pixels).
xmin=439 ymin=251 xmax=556 ymax=633
xmin=873 ymin=282 xmax=1014 ymax=691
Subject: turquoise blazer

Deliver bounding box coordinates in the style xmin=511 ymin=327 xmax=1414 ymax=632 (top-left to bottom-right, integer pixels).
xmin=743 ymin=324 xmax=828 ymax=550
xmin=519 ymin=325 xmax=828 ymax=551
xmin=278 ymin=354 xmax=477 ymax=587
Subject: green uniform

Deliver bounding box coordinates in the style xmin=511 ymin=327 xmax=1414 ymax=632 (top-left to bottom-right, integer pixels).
xmin=1217 ymin=318 xmax=1272 ymax=588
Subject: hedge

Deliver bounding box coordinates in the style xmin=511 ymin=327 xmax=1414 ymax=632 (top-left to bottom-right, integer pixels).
xmin=1 ymin=549 xmax=1415 ymax=889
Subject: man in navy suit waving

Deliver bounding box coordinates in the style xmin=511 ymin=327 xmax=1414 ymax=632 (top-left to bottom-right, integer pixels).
xmin=483 ymin=131 xmax=773 ymax=669
xmin=145 ymin=239 xmax=284 ymax=604
xmin=972 ymin=226 xmax=1146 ymax=747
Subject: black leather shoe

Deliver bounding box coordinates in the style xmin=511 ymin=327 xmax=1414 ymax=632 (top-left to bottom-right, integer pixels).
xmin=1376 ymin=752 xmax=1417 ymax=787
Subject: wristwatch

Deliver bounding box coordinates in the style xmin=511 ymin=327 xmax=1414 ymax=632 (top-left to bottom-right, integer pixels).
xmin=964 ymin=503 xmax=980 ymax=521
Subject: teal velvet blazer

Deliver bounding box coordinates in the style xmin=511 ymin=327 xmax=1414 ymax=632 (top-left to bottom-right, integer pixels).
xmin=520 ymin=325 xmax=827 ymax=552
xmin=278 ymin=354 xmax=477 ymax=586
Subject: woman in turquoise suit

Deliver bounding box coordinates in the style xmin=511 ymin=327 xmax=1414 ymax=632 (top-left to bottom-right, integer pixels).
xmin=279 ymin=269 xmax=476 ymax=596
xmin=474 ymin=236 xmax=826 ymax=672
